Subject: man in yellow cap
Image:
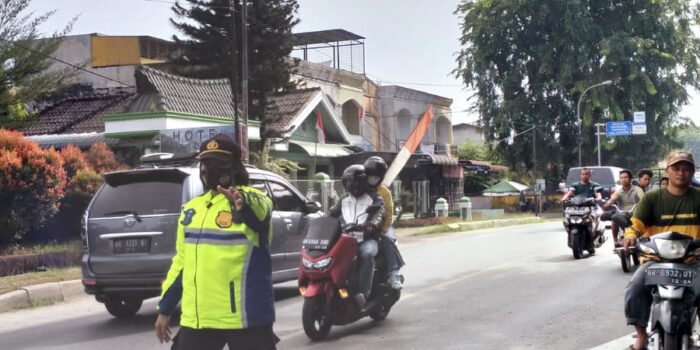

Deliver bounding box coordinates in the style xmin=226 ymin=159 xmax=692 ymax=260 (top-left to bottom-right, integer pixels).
xmin=622 ymin=150 xmax=700 ymax=350
xmin=154 ymin=134 xmax=278 ymax=349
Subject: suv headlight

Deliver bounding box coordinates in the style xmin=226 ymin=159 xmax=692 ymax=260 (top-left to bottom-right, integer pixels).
xmin=655 ymin=238 xmax=690 ymax=260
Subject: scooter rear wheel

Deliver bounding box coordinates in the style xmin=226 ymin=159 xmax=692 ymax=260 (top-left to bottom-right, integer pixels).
xmin=302 ymin=297 xmax=332 ymax=341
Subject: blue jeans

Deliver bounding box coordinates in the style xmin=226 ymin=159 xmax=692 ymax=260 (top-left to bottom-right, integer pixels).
xmin=357 ymin=239 xmax=378 ymax=296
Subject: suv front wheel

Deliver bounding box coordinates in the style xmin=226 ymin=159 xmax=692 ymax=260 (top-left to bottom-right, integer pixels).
xmin=104 ymin=297 xmax=143 ymax=318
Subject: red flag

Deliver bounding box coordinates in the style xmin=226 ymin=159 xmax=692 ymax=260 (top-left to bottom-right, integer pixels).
xmin=316 ymin=109 xmax=326 ymax=143
xmin=382 ymin=105 xmax=434 ymax=186
xmin=403 ymin=105 xmax=433 ymax=153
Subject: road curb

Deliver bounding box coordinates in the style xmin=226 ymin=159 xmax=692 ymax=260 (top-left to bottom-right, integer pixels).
xmin=0 ymin=279 xmax=84 ymax=313
xmin=396 ymin=216 xmax=547 ymax=237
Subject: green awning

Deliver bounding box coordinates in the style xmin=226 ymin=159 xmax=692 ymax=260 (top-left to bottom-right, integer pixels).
xmin=290 ymin=140 xmax=353 ymax=157
xmin=482 ymin=180 xmax=530 ymax=196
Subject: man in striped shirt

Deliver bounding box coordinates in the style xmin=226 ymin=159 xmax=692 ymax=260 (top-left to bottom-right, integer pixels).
xmin=622 ymin=150 xmax=700 ymax=350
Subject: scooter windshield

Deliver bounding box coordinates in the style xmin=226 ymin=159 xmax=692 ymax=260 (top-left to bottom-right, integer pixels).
xmin=302 ymin=216 xmax=342 ymax=251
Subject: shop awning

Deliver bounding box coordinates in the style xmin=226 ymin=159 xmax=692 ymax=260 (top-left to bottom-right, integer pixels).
xmin=25 ymin=132 xmax=119 ymax=149
xmin=289 ymin=140 xmax=353 ymax=157
xmin=425 ymin=154 xmax=459 ymax=166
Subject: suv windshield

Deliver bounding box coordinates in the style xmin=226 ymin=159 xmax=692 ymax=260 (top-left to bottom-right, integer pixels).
xmin=89 ymin=181 xmax=184 ymax=217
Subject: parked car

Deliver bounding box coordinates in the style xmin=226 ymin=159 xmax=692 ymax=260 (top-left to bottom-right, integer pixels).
xmin=565 ymin=166 xmax=624 ymax=200
xmin=80 ymin=153 xmax=321 ymax=317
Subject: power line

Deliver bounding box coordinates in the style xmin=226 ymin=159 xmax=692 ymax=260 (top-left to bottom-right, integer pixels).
xmin=0 ymin=36 xmax=134 ymax=87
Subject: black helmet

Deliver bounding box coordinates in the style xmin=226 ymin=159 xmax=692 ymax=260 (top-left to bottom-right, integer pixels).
xmin=342 ymin=164 xmax=368 ymax=197
xmin=363 ymin=156 xmax=387 ymax=187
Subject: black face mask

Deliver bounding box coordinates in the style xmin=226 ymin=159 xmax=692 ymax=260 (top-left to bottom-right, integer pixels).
xmin=201 ymin=166 xmax=234 ymax=191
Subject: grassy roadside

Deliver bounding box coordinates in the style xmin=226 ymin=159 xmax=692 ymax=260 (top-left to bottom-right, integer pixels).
xmin=0 ymin=240 xmax=82 ymax=256
xmin=0 ymin=267 xmax=81 ymax=295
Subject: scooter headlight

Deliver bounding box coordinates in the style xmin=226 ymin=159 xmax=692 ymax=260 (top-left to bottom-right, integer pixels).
xmin=302 ymin=257 xmax=314 ymax=269
xmin=313 ymin=257 xmax=333 ymax=269
xmin=654 ymin=238 xmax=690 ymax=260
xmin=570 ymin=217 xmax=583 ymax=224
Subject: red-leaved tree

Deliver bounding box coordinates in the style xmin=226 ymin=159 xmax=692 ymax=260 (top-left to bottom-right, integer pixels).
xmin=0 ymin=130 xmax=67 ymax=244
xmin=85 ymin=142 xmax=120 ymax=173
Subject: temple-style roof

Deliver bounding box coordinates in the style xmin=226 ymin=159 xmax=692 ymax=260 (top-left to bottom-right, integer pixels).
xmin=126 ymin=65 xmax=236 ymax=118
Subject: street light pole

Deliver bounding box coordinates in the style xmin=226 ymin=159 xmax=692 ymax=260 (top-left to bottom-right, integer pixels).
xmin=595 ymin=123 xmax=605 ymax=166
xmin=577 ymin=80 xmax=613 ymax=167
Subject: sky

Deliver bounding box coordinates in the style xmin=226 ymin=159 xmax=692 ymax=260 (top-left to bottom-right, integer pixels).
xmin=26 ymin=0 xmax=700 ymax=126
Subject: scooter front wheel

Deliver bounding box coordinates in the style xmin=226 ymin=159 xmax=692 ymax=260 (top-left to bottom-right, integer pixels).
xmin=619 ymin=250 xmax=631 ymax=273
xmin=302 ymin=296 xmax=332 ymax=341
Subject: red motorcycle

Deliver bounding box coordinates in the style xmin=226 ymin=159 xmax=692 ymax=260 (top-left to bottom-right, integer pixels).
xmin=297 ymin=215 xmax=402 ymax=341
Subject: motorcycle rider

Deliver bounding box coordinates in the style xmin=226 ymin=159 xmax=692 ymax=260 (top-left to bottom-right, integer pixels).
xmin=328 ymin=165 xmax=385 ymax=307
xmin=602 ymin=169 xmax=644 ymax=246
xmin=560 ymin=167 xmax=602 ymax=202
xmin=363 ymin=156 xmax=405 ymax=290
xmin=622 ymin=150 xmax=700 ymax=350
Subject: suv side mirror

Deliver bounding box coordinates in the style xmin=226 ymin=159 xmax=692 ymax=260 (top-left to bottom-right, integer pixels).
xmin=305 ymin=201 xmax=321 ymax=213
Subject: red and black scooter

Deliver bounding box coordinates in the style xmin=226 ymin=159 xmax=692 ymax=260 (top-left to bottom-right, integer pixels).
xmin=297 ymin=215 xmax=402 ymax=341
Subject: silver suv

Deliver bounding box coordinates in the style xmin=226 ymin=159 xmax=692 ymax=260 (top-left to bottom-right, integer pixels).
xmin=81 ymin=154 xmax=320 ymax=317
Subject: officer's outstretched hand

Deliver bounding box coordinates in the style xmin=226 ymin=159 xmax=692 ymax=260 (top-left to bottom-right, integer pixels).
xmin=155 ymin=314 xmax=172 ymax=343
xmin=218 ymin=185 xmax=244 ymax=211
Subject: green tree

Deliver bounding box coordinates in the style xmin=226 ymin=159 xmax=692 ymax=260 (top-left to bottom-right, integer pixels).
xmin=455 ymin=0 xmax=699 ymax=173
xmin=170 ymin=0 xmax=299 ymax=148
xmin=457 ymin=140 xmax=506 ymax=194
xmin=0 ymin=0 xmax=74 ymax=129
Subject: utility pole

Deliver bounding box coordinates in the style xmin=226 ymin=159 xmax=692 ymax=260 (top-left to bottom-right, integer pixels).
xmin=241 ymin=0 xmax=249 ymax=161
xmin=532 ymin=126 xmax=536 ymax=175
xmin=228 ymin=0 xmax=241 ymax=150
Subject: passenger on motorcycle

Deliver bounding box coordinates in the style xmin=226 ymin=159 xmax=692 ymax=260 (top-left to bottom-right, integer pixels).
xmin=328 ymin=165 xmax=385 ymax=307
xmin=622 ymin=150 xmax=700 ymax=350
xmin=602 ymin=169 xmax=644 ymax=246
xmin=637 ymin=169 xmax=653 ymax=192
xmin=363 ymin=156 xmax=405 ymax=290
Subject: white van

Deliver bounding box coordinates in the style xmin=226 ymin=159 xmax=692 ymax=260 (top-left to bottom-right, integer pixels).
xmin=565 ymin=166 xmax=624 ymax=199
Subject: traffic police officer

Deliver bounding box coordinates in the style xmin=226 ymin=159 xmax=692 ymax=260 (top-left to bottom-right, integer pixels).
xmin=154 ymin=134 xmax=278 ymax=349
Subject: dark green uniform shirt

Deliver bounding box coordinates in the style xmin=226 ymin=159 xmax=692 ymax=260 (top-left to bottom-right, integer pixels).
xmin=570 ymin=181 xmax=601 ymax=198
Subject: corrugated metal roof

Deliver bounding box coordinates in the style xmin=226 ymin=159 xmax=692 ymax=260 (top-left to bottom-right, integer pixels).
xmin=25 ymin=132 xmax=119 ymax=149
xmin=293 ymin=29 xmax=364 ymax=46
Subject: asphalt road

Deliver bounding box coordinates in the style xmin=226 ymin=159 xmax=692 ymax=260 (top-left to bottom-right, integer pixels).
xmin=0 ymin=221 xmax=636 ymax=350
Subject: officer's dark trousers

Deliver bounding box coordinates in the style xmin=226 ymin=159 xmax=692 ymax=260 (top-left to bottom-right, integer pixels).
xmin=172 ymin=325 xmax=279 ymax=350
xmin=624 ymin=261 xmax=700 ymax=327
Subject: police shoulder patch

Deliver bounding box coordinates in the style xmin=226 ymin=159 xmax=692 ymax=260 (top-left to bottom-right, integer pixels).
xmin=216 ymin=211 xmax=233 ymax=228
xmin=181 ymin=208 xmax=196 ymax=225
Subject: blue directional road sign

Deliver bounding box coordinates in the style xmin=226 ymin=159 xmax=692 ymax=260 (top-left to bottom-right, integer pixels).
xmin=605 ymin=121 xmax=633 ymax=137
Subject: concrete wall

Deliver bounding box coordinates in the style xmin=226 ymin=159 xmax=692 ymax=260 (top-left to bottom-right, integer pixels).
xmin=378 ymin=85 xmax=453 ymax=152
xmin=453 ymin=123 xmax=485 ymax=146
xmin=295 ymin=60 xmax=380 ymax=150
xmin=46 ymin=34 xmax=137 ymax=89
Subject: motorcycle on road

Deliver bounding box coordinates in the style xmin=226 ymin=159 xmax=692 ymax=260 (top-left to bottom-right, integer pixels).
xmin=606 ymin=204 xmax=641 ymax=272
xmin=297 ymin=213 xmax=402 ymax=341
xmin=563 ymin=195 xmax=606 ymax=259
xmin=638 ymin=232 xmax=700 ymax=350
